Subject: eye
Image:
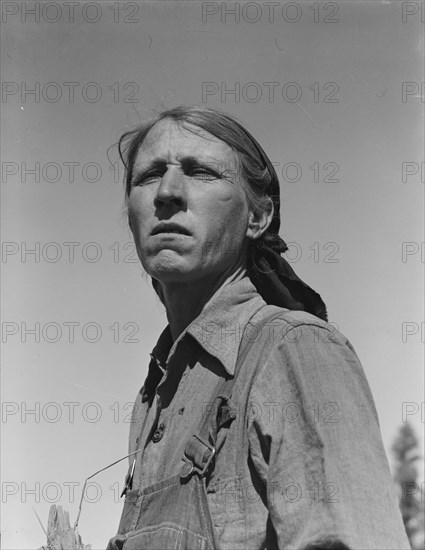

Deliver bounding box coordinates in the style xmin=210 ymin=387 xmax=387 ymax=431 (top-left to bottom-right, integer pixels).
xmin=132 ymin=172 xmax=162 ymax=186
xmin=192 ymin=169 xmax=215 ymax=180
xmin=188 ymin=167 xmax=221 ymax=181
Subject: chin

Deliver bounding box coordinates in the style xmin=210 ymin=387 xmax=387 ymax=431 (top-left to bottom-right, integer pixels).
xmin=146 ymin=253 xmax=196 ymax=282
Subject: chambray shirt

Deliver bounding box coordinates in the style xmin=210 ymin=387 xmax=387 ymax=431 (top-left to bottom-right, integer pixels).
xmin=125 ymin=277 xmax=410 ymax=550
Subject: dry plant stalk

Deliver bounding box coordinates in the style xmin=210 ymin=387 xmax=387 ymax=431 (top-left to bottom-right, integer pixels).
xmin=38 ymin=505 xmax=91 ymax=550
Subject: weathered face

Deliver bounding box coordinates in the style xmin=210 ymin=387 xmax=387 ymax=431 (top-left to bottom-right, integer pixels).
xmin=127 ymin=119 xmax=252 ymax=286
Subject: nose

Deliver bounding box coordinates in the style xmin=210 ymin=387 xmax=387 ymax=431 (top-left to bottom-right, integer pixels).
xmin=154 ymin=165 xmax=186 ymax=210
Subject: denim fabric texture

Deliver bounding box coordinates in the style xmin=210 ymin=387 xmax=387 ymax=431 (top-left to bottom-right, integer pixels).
xmin=112 ymin=277 xmax=410 ymax=550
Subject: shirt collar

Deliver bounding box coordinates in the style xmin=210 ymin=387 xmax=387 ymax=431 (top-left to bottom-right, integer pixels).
xmin=186 ymin=276 xmax=265 ymax=375
xmin=150 ymin=276 xmax=265 ymax=376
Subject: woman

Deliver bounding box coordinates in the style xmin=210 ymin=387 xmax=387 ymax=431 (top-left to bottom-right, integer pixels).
xmin=107 ymin=106 xmax=409 ymax=550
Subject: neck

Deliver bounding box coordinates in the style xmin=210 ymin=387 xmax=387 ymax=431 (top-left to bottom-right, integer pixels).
xmin=160 ymin=265 xmax=247 ymax=341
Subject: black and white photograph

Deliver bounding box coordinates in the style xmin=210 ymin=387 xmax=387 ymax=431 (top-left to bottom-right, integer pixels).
xmin=1 ymin=1 xmax=424 ymax=549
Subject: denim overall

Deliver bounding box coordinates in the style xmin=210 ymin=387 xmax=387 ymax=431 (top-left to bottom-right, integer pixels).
xmin=107 ymin=309 xmax=284 ymax=550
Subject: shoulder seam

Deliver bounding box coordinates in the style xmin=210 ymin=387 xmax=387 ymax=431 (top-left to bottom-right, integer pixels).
xmin=251 ymin=314 xmax=335 ymax=334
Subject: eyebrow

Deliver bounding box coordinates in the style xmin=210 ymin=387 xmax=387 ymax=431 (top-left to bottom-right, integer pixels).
xmin=132 ymin=156 xmax=226 ymax=184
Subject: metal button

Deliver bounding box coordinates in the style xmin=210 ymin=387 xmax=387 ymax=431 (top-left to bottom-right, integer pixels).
xmin=180 ymin=460 xmax=194 ymax=479
xmin=152 ymin=424 xmax=164 ymax=443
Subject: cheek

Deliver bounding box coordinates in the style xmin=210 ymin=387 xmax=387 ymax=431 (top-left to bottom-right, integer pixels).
xmin=219 ymin=192 xmax=248 ymax=231
xmin=127 ymin=191 xmax=151 ymax=228
xmin=203 ymin=194 xmax=248 ymax=249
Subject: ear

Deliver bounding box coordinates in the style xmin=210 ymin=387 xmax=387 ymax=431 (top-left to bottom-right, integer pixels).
xmin=246 ymin=199 xmax=274 ymax=241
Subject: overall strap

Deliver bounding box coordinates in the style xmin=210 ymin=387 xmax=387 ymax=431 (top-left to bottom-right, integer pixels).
xmin=180 ymin=306 xmax=285 ymax=479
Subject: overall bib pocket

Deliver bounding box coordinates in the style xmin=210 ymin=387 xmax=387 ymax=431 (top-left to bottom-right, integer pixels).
xmin=111 ymin=474 xmax=216 ymax=550
xmin=124 ymin=522 xmax=207 ymax=550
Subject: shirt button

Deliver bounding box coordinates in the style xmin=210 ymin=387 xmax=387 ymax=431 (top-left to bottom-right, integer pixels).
xmin=152 ymin=423 xmax=164 ymax=443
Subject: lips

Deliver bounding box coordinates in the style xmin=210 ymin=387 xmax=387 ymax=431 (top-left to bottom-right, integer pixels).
xmin=151 ymin=222 xmax=191 ymax=236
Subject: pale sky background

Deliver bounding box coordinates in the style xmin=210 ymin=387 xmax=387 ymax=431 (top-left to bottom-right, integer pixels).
xmin=1 ymin=1 xmax=424 ymax=548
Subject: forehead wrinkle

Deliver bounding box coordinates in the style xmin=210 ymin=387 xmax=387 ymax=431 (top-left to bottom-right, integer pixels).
xmin=134 ymin=121 xmax=239 ymax=174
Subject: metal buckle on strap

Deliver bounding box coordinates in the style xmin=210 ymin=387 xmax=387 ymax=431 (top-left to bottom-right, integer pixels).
xmin=194 ymin=437 xmax=216 ymax=476
xmin=182 ymin=435 xmax=216 ymax=478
